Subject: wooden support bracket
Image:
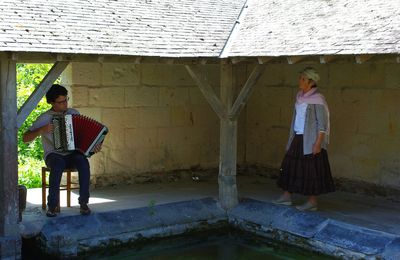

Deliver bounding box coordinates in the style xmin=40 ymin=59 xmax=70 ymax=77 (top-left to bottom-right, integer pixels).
xmin=17 ymin=61 xmax=70 ymax=128
xmin=319 ymin=56 xmax=335 ymax=64
xmin=185 ymin=65 xmax=227 ymax=120
xmin=355 ymin=55 xmax=374 ymax=64
xmin=287 ymin=56 xmax=304 ymax=64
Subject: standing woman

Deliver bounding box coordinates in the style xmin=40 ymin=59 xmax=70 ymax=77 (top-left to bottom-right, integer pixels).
xmin=275 ymin=67 xmax=335 ymax=211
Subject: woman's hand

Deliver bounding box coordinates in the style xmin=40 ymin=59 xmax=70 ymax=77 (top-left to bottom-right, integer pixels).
xmin=312 ymin=142 xmax=321 ymax=155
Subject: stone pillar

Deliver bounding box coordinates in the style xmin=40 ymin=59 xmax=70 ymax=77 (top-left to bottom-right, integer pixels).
xmin=0 ymin=54 xmax=21 ymax=259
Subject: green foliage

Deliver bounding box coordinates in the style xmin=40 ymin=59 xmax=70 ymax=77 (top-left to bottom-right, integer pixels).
xmin=18 ymin=157 xmax=44 ymax=188
xmin=17 ymin=63 xmax=59 ymax=188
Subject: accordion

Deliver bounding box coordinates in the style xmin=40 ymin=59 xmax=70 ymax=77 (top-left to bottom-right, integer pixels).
xmin=52 ymin=114 xmax=108 ymax=157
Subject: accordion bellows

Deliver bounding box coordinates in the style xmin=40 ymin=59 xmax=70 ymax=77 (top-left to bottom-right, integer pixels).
xmin=52 ymin=114 xmax=108 ymax=157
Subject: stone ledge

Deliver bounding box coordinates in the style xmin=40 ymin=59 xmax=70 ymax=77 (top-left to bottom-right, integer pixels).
xmin=0 ymin=235 xmax=21 ymax=260
xmin=229 ymin=198 xmax=400 ymax=259
xmin=39 ymin=198 xmax=226 ymax=257
xmin=37 ymin=198 xmax=400 ymax=259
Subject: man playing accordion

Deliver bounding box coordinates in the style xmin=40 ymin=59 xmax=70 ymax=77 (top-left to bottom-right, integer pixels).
xmin=23 ymin=84 xmax=101 ymax=217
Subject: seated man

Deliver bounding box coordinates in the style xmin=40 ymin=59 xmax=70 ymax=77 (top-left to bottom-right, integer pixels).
xmin=23 ymin=84 xmax=99 ymax=217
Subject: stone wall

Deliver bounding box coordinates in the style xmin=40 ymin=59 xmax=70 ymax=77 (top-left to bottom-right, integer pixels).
xmin=245 ymin=62 xmax=400 ymax=188
xmin=62 ymin=62 xmax=230 ymax=186
xmin=62 ymin=61 xmax=400 ymax=190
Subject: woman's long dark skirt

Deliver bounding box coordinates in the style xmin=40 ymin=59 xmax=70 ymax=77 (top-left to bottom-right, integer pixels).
xmin=277 ymin=134 xmax=335 ymax=195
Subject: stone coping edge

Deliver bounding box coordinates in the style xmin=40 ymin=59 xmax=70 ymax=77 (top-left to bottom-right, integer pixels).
xmin=37 ymin=197 xmax=400 ymax=259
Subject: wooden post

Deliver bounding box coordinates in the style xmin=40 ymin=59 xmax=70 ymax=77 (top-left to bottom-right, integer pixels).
xmin=17 ymin=61 xmax=69 ymax=128
xmin=0 ymin=54 xmax=21 ymax=259
xmin=219 ymin=63 xmax=238 ymax=210
xmin=185 ymin=63 xmax=265 ymax=210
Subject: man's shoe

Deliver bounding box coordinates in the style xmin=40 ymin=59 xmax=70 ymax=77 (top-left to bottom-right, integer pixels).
xmin=273 ymin=196 xmax=292 ymax=206
xmin=80 ymin=203 xmax=91 ymax=215
xmin=46 ymin=207 xmax=57 ymax=217
xmin=296 ymin=201 xmax=318 ymax=211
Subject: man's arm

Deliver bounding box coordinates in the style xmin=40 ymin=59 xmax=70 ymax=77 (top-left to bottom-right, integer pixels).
xmin=23 ymin=124 xmax=53 ymax=143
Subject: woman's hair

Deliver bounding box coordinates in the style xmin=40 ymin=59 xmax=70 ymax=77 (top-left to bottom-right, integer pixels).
xmin=46 ymin=84 xmax=68 ymax=103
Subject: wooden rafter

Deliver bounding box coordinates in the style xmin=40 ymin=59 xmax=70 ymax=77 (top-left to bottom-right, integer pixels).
xmin=319 ymin=56 xmax=336 ymax=64
xmin=17 ymin=61 xmax=69 ymax=128
xmin=355 ymin=55 xmax=374 ymax=64
xmin=257 ymin=57 xmax=273 ymax=64
xmin=287 ymin=56 xmax=304 ymax=64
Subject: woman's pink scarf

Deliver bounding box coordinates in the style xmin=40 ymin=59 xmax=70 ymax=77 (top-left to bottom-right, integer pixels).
xmin=296 ymin=88 xmax=330 ymax=143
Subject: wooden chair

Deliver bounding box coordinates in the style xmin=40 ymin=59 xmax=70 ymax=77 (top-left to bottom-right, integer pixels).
xmin=41 ymin=167 xmax=79 ymax=212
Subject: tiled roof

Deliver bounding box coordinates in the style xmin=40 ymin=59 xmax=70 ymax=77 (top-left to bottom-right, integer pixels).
xmin=0 ymin=0 xmax=245 ymax=57
xmin=0 ymin=0 xmax=399 ymax=58
xmin=225 ymin=0 xmax=400 ymax=57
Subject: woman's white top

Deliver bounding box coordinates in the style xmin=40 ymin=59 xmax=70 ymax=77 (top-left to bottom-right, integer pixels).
xmin=294 ymin=103 xmax=308 ymax=134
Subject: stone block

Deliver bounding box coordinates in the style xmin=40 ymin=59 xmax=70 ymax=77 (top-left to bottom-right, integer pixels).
xmin=0 ymin=236 xmax=21 ymax=260
xmin=352 ymin=63 xmax=385 ymax=89
xmin=170 ymin=107 xmax=193 ymax=126
xmin=314 ymin=220 xmax=394 ymax=255
xmin=190 ymin=105 xmax=219 ymax=126
xmin=382 ymin=238 xmax=400 ymax=260
xmin=89 ymin=152 xmax=105 ymax=176
xmin=159 ymin=87 xmax=189 ymax=106
xmin=137 ymin=107 xmax=170 ymax=128
xmin=328 ymin=153 xmax=353 ymax=179
xmin=102 ymin=108 xmax=139 ymax=129
xmin=135 ymin=147 xmax=165 ymax=171
xmin=385 ymin=64 xmax=400 ymax=89
xmin=328 ymin=63 xmax=354 ymax=88
xmin=257 ymin=64 xmax=285 ymax=86
xmin=105 ymin=148 xmax=136 ymax=174
xmin=202 ymin=145 xmax=219 ymax=166
xmin=141 ymin=64 xmax=193 ymax=86
xmin=89 ymin=87 xmax=125 ymax=108
xmin=76 ymin=108 xmax=102 ymax=121
xmin=103 ymin=127 xmax=125 ymax=150
xmin=71 ymin=86 xmax=89 ymax=107
xmin=350 ymin=156 xmax=380 ymax=181
xmin=189 ymin=87 xmax=208 ymax=106
xmin=125 ymin=128 xmax=158 ymax=149
xmin=101 ymin=63 xmax=140 ymax=86
xmin=158 ymin=127 xmax=191 ymax=148
xmin=69 ymin=62 xmax=101 ymax=86
xmin=125 ymin=86 xmax=159 ymax=107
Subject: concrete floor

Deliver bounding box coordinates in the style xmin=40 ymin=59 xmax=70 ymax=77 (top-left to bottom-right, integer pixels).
xmin=20 ymin=175 xmax=400 ymax=238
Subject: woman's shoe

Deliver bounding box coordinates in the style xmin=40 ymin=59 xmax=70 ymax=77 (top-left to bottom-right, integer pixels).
xmin=273 ymin=196 xmax=292 ymax=206
xmin=296 ymin=201 xmax=317 ymax=211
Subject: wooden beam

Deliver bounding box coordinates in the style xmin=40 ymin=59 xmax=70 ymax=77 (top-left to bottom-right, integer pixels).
xmin=355 ymin=55 xmax=374 ymax=64
xmin=287 ymin=56 xmax=304 ymax=64
xmin=319 ymin=56 xmax=336 ymax=64
xmin=97 ymin=56 xmax=105 ymax=63
xmin=165 ymin=58 xmax=174 ymax=64
xmin=0 ymin=56 xmax=19 ymax=237
xmin=230 ymin=65 xmax=265 ymax=120
xmin=10 ymin=53 xmax=18 ymax=61
xmin=219 ymin=63 xmax=238 ymax=210
xmin=231 ymin=57 xmax=246 ymax=64
xmin=17 ymin=61 xmax=69 ymax=128
xmin=185 ymin=65 xmax=226 ymax=120
xmin=257 ymin=57 xmax=273 ymax=64
xmin=200 ymin=59 xmax=208 ymax=65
